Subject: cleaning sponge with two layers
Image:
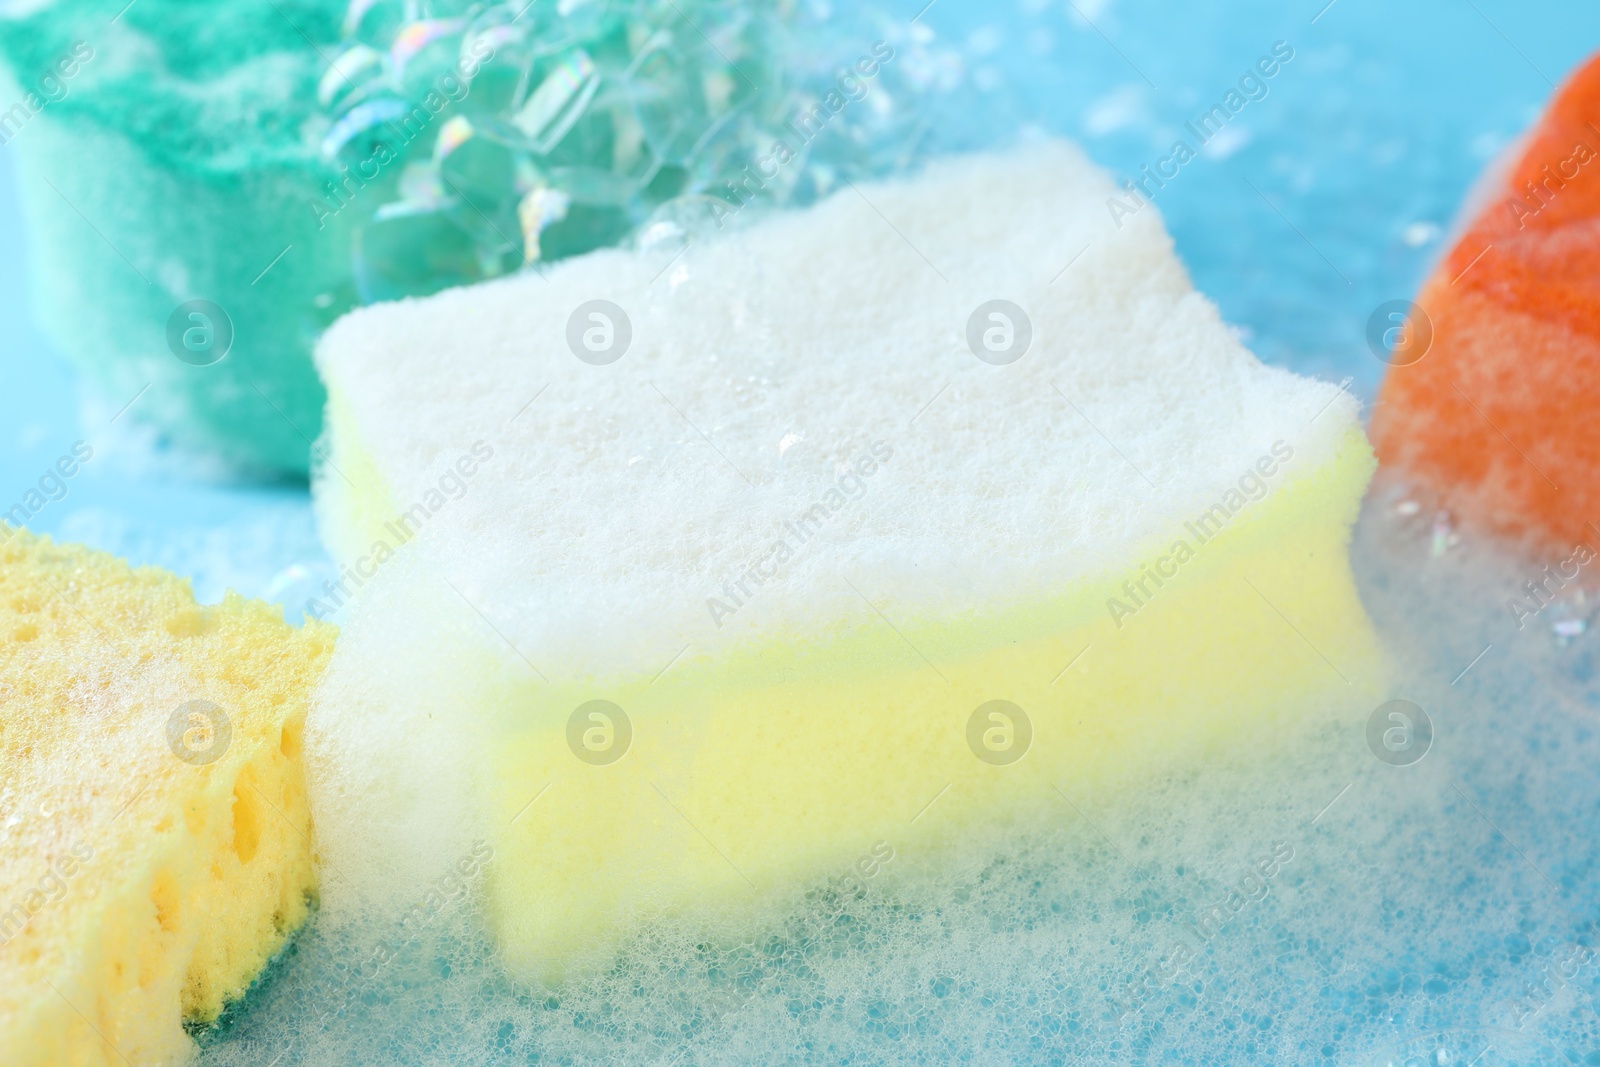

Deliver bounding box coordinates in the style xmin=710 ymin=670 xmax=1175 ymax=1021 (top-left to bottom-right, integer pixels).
xmin=306 ymin=139 xmax=1386 ymax=982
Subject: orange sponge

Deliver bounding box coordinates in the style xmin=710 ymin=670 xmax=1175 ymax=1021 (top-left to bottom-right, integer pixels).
xmin=1370 ymin=51 xmax=1600 ymax=554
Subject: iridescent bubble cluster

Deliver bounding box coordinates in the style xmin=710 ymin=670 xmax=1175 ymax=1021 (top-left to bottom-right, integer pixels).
xmin=315 ymin=0 xmax=956 ymax=302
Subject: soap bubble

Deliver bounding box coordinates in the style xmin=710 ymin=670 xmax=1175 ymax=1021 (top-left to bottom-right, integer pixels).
xmin=329 ymin=0 xmax=961 ymax=301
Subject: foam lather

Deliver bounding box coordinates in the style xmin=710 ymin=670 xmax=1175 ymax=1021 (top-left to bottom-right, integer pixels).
xmin=308 ymin=139 xmax=1385 ymax=984
xmin=0 ymin=531 xmax=335 ymax=1065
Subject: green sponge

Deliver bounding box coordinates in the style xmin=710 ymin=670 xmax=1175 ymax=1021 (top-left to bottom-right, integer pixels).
xmin=0 ymin=0 xmax=355 ymax=475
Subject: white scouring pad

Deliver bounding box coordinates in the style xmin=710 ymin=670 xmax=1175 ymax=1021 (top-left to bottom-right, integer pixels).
xmin=306 ymin=138 xmax=1384 ymax=982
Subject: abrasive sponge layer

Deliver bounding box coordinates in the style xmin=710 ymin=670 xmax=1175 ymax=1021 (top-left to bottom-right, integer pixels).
xmin=307 ymin=139 xmax=1383 ymax=981
xmin=0 ymin=530 xmax=335 ymax=1065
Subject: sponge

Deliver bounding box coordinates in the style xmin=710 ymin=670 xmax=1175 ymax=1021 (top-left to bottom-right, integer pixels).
xmin=1370 ymin=51 xmax=1600 ymax=554
xmin=307 ymin=139 xmax=1384 ymax=983
xmin=0 ymin=0 xmax=353 ymax=474
xmin=0 ymin=530 xmax=335 ymax=1065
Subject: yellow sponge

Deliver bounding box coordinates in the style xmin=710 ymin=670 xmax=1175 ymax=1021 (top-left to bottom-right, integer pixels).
xmin=307 ymin=140 xmax=1386 ymax=984
xmin=0 ymin=530 xmax=335 ymax=1065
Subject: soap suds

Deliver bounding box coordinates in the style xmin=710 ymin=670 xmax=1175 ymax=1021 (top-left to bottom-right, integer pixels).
xmin=200 ymin=500 xmax=1600 ymax=1062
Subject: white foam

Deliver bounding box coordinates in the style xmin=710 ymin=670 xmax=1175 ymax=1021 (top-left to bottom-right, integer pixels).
xmin=313 ymin=138 xmax=1359 ymax=680
xmin=207 ymin=505 xmax=1600 ymax=1063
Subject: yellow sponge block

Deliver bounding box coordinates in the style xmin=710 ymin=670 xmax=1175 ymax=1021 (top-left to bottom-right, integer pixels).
xmin=0 ymin=531 xmax=335 ymax=1065
xmin=307 ymin=140 xmax=1386 ymax=984
xmin=488 ymin=427 xmax=1382 ymax=980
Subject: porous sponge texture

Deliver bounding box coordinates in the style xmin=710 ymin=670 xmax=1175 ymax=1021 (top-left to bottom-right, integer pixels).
xmin=308 ymin=139 xmax=1383 ymax=981
xmin=0 ymin=530 xmax=335 ymax=1066
xmin=1371 ymin=50 xmax=1600 ymax=554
